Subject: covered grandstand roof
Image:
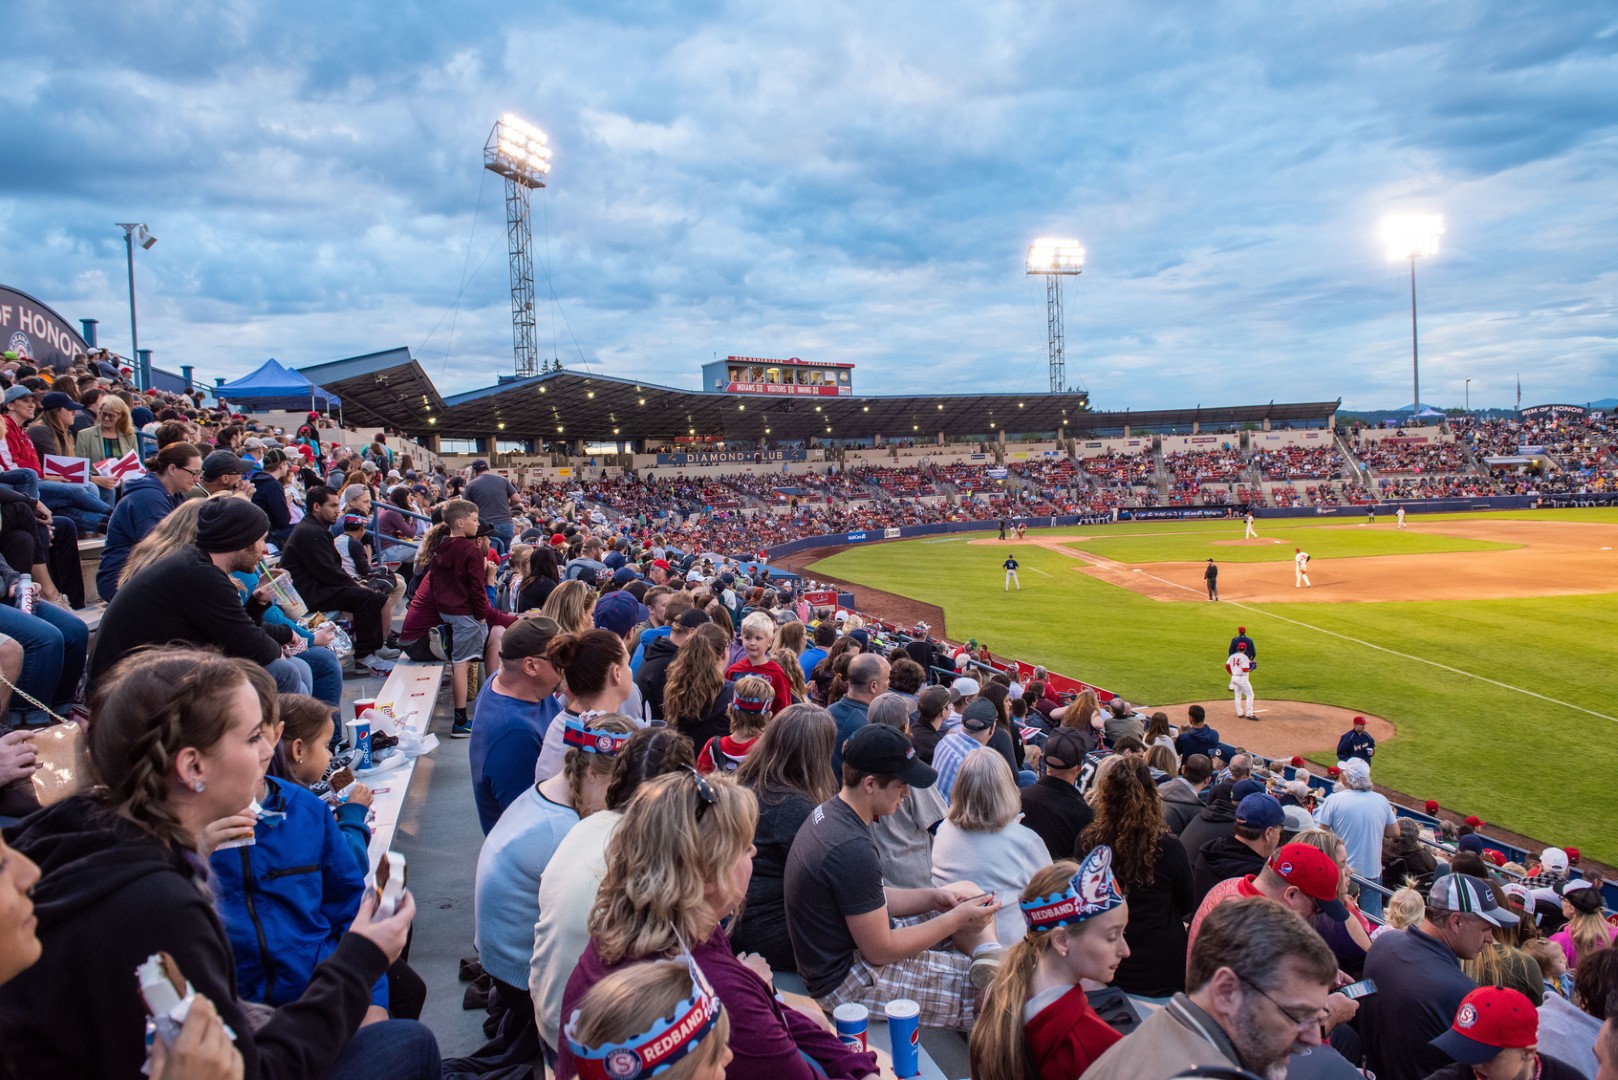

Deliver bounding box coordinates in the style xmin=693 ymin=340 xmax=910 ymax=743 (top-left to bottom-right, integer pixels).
xmin=298 ymin=349 xmax=1338 ymax=443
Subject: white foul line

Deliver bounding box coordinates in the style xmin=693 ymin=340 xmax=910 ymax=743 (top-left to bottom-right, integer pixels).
xmin=1128 ymin=566 xmax=1618 ymax=726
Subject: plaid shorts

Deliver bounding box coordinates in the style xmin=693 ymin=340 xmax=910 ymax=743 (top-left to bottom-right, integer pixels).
xmin=816 ymin=947 xmax=977 ymax=1032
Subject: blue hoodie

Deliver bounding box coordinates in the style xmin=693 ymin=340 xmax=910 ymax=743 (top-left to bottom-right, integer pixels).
xmin=96 ymin=472 xmax=181 ymax=601
xmin=208 ymin=776 xmax=385 ymax=1008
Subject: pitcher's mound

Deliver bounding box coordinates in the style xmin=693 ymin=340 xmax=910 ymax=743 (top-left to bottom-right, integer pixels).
xmin=1141 ymin=700 xmax=1394 ymax=762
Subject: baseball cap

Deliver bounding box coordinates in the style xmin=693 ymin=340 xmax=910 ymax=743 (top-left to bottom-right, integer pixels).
xmin=1041 ymin=728 xmax=1089 ymax=771
xmin=1431 ymin=986 xmax=1539 ymax=1065
xmin=1457 ymin=834 xmax=1487 ymax=855
xmin=948 ymin=677 xmax=981 ymax=702
xmin=675 ymin=608 xmax=712 ymax=630
xmin=1232 ymin=778 xmax=1267 ymax=800
xmin=1562 ymin=879 xmax=1603 ymax=914
xmin=200 ymin=450 xmax=253 ymax=479
xmin=549 ymin=533 xmax=567 ymax=547
xmin=1267 ymin=842 xmax=1349 ymax=921
xmin=960 ymin=699 xmax=997 ymax=733
xmin=592 ymin=590 xmax=640 ymax=636
xmin=1429 ymin=873 xmax=1520 ymax=927
xmin=40 ymin=391 xmax=84 ymax=411
xmin=1539 ymin=847 xmax=1569 ymax=873
xmin=340 ymin=514 xmax=367 ymax=530
xmin=1281 ymin=805 xmax=1316 ymax=835
xmin=610 ymin=565 xmax=640 ymax=587
xmin=2 ymin=385 xmax=33 ymax=405
xmin=842 ymin=725 xmax=936 ymax=788
xmin=1352 ymin=715 xmax=1367 ymax=727
xmin=500 ymin=616 xmax=561 ymax=661
xmin=1235 ymin=793 xmax=1284 ymax=830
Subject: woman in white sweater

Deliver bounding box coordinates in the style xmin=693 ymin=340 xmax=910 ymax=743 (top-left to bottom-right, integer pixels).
xmin=931 ymin=747 xmax=1054 ymax=945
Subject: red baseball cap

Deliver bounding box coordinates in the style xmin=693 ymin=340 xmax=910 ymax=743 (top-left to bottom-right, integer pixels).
xmin=1425 ymin=799 xmax=1440 ymax=814
xmin=1431 ymin=987 xmax=1538 ymax=1065
xmin=1327 ymin=766 xmax=1341 ymax=778
xmin=1465 ymin=815 xmax=1483 ymax=827
xmin=1267 ymin=843 xmax=1348 ymax=921
xmin=549 ymin=533 xmax=566 ymax=546
xmin=1483 ymin=850 xmax=1506 ymax=866
xmin=1566 ymin=847 xmax=1581 ymax=863
xmin=1290 ymin=756 xmax=1305 ymax=767
xmin=1352 ymin=715 xmax=1367 ymax=726
xmin=652 ymin=558 xmax=670 ymax=570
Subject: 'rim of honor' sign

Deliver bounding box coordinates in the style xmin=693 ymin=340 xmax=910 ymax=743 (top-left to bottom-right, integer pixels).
xmin=0 ymin=286 xmax=90 ymax=371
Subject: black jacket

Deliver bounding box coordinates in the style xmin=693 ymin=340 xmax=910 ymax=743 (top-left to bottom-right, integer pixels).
xmin=1019 ymin=775 xmax=1094 ymax=862
xmin=249 ymin=472 xmax=293 ymax=545
xmin=1087 ymin=834 xmax=1193 ymax=998
xmin=90 ymin=545 xmax=281 ymax=683
xmin=279 ymin=515 xmax=355 ymax=600
xmin=1192 ymin=834 xmax=1269 ymax=906
xmin=0 ymin=795 xmax=387 ymax=1080
xmin=1159 ymin=777 xmax=1206 ymax=836
xmin=1178 ymin=795 xmax=1239 ymax=859
xmin=634 ymin=634 xmax=681 ymax=721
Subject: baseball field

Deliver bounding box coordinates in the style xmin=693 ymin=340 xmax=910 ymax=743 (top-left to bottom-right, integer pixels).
xmin=807 ymin=507 xmax=1618 ymax=863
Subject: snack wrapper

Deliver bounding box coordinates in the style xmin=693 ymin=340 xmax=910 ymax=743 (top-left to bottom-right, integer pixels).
xmin=138 ymin=950 xmax=236 ymax=1058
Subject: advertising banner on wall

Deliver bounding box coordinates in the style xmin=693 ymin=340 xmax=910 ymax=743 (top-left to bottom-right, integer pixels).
xmin=0 ymin=286 xmax=89 ymax=370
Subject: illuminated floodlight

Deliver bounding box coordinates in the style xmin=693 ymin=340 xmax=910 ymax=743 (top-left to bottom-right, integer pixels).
xmin=1025 ymin=238 xmax=1085 ymax=276
xmin=485 ymin=114 xmax=552 ymax=189
xmin=1380 ymin=215 xmax=1443 ymax=261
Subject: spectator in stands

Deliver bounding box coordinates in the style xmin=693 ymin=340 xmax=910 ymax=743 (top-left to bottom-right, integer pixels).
xmin=909 ymin=684 xmax=952 ymax=764
xmin=1314 ymin=757 xmax=1396 ymax=917
xmin=463 ymin=460 xmax=518 ymax=552
xmin=1101 ymin=697 xmax=1144 ymax=746
xmin=1188 ymin=835 xmax=1350 ymax=956
xmin=1190 ymin=792 xmax=1286 ymax=906
xmin=695 ymin=675 xmax=772 ymax=774
xmin=402 ymin=499 xmax=518 ymax=731
xmin=0 ymin=648 xmax=436 ymax=1078
xmin=1078 ymin=755 xmax=1193 ymax=999
xmin=560 ymin=770 xmax=880 ymax=1080
xmin=475 ymin=713 xmax=634 ymax=1070
xmin=469 ymin=616 xmax=565 ymax=834
xmin=184 ymin=449 xmax=253 ymax=500
xmin=1550 ymin=880 xmax=1618 ymax=970
xmin=933 ymin=698 xmax=998 ymax=801
xmin=0 ymin=385 xmax=109 ymax=535
xmin=95 ymin=441 xmax=199 ymax=601
xmin=931 ymin=748 xmax=1051 ymax=945
xmin=887 ymin=655 xmax=925 ymax=701
xmin=248 ymin=447 xmax=295 ymax=547
xmin=1540 ymin=946 xmax=1618 ymax=1078
xmin=828 ymin=652 xmax=889 ymax=775
xmin=1082 ymin=897 xmax=1339 ymax=1080
xmin=563 ymin=961 xmax=733 ymax=1080
xmin=282 ymin=485 xmax=399 ymax=672
xmin=29 ymin=393 xmax=110 ymax=509
xmin=535 ymin=629 xmax=642 ymax=783
xmin=1144 ymin=710 xmax=1176 ymax=756
xmin=1174 ymin=704 xmax=1220 ymax=761
xmin=72 ymin=392 xmax=137 ymax=462
xmin=636 ymin=607 xmax=707 ymax=721
xmin=1361 ymin=873 xmax=1521 ymax=1080
xmin=541 ymin=578 xmax=594 ymax=635
xmin=1382 ymin=816 xmax=1439 ymax=891
xmin=798 ymin=622 xmax=834 ymax=685
xmin=529 ymin=728 xmax=694 ymax=1055
xmin=1159 ymin=753 xmax=1212 ymax=835
xmin=0 ymin=481 xmax=73 ymax=608
xmin=0 ymin=552 xmax=87 ymax=723
xmin=1426 ymin=985 xmax=1586 ymax=1080
xmin=662 ymin=622 xmax=735 ymax=750
xmin=1018 ymin=727 xmax=1094 ymax=862
xmin=1524 ymin=847 xmax=1572 ymax=890
xmin=725 ymin=611 xmax=795 ymax=711
xmin=864 ymin=691 xmax=949 ymax=890
xmin=783 ymin=724 xmax=1003 ymax=1032
xmin=732 ymin=705 xmax=840 ymax=970
xmin=968 ymin=849 xmax=1131 ymax=1080
xmin=90 ymin=499 xmax=310 ymax=694
xmin=1051 ymin=687 xmax=1098 ymax=732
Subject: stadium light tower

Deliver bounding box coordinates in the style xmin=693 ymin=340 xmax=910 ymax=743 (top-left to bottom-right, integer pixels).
xmin=116 ymin=223 xmax=156 ymax=390
xmin=1380 ymin=214 xmax=1443 ymax=417
xmin=484 ymin=115 xmax=552 ymax=379
xmin=1025 ymin=238 xmax=1085 ymax=394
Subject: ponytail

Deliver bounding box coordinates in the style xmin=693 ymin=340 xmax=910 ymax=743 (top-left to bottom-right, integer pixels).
xmin=415 ymin=522 xmax=450 ymax=571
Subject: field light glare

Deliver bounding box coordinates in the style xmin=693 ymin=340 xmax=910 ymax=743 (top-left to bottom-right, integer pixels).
xmin=1025 ymin=238 xmax=1085 ymax=275
xmin=1381 ymin=215 xmax=1443 ymax=261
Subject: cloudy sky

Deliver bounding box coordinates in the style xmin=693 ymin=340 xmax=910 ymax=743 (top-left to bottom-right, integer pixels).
xmin=6 ymin=1 xmax=1616 ymax=411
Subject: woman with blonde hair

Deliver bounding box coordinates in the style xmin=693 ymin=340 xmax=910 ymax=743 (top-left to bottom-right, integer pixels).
xmin=564 ymin=960 xmax=733 ymax=1080
xmin=558 ymin=770 xmax=877 ymax=1080
xmin=1056 ymin=689 xmax=1100 ymax=733
xmin=1550 ymin=880 xmax=1618 ymax=969
xmin=72 ymin=393 xmax=136 ymax=460
xmin=931 ymin=748 xmax=1052 ymax=945
xmin=1382 ymin=886 xmax=1426 ymax=931
xmin=775 ymin=619 xmax=805 ymax=657
xmin=1078 ymin=756 xmax=1192 ymax=997
xmin=968 ymin=850 xmax=1131 ymax=1080
xmin=663 ymin=622 xmax=733 ymax=750
xmin=1289 ymin=827 xmax=1375 ymax=969
xmin=540 ymin=578 xmax=594 ymax=636
xmin=771 ymin=645 xmax=807 ymax=704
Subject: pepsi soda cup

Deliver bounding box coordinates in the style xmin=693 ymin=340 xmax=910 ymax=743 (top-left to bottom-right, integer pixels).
xmin=885 ymin=999 xmax=921 ymax=1077
xmin=832 ymin=1003 xmax=868 ymax=1052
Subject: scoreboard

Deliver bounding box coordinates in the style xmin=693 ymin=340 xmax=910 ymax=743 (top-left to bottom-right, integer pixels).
xmin=702 ymin=355 xmax=855 ymax=397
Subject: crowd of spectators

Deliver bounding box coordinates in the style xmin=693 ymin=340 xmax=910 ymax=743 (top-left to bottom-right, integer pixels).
xmin=1081 ymin=449 xmax=1157 ymax=487
xmin=1253 ymin=444 xmax=1346 ymax=481
xmin=1354 ymin=438 xmax=1468 ymax=475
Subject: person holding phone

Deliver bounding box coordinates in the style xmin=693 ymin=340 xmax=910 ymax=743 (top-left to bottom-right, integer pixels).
xmin=784 ymin=724 xmax=1006 ymax=1032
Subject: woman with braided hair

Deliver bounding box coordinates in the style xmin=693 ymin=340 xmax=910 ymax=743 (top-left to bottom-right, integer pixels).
xmin=0 ymin=647 xmax=439 ymax=1079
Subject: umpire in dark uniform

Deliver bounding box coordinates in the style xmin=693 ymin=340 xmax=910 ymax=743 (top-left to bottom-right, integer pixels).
xmin=1204 ymin=558 xmax=1219 ymax=600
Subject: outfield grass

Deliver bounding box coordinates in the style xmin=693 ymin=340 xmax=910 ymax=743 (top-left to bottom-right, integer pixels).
xmin=810 ymin=513 xmax=1618 ymax=862
xmin=1063 ymin=523 xmax=1515 ymax=564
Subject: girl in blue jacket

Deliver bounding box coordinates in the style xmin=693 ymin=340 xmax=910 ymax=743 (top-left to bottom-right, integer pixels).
xmin=209 ymin=695 xmax=387 ymax=1015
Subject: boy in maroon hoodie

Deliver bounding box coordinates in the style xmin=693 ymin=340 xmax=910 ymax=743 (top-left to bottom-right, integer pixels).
xmin=399 ymin=499 xmax=517 ymax=733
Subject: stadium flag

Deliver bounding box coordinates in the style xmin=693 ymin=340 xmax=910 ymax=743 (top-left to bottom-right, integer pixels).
xmin=41 ymin=455 xmax=91 ymax=484
xmin=96 ymin=450 xmax=147 ymax=481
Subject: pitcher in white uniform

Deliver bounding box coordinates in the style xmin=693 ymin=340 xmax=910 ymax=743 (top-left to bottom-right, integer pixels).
xmin=1294 ymin=548 xmax=1312 ymax=588
xmin=1227 ymin=649 xmax=1255 ymax=719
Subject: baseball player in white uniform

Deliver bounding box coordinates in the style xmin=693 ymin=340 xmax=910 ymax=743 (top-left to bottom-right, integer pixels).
xmin=1294 ymin=547 xmax=1312 ymax=588
xmin=1003 ymin=554 xmax=1020 ymax=591
xmin=1226 ymin=649 xmax=1255 ymax=719
xmin=1396 ymin=506 xmax=1406 ymax=529
xmin=1244 ymin=512 xmax=1257 ymax=539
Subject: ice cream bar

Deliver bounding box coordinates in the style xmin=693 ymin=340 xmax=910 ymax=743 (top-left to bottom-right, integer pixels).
xmin=376 ymin=851 xmax=407 ymax=918
xmin=213 ymin=799 xmax=263 ymax=850
xmin=137 ymin=951 xmax=186 ymax=1019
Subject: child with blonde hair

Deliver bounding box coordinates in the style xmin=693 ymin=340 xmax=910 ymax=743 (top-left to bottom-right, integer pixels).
xmin=724 ymin=611 xmax=793 ymax=711
xmin=696 ymin=675 xmax=773 ymax=774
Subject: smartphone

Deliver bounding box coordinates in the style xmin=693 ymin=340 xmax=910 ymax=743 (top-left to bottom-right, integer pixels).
xmin=1338 ymin=979 xmax=1377 ymax=1000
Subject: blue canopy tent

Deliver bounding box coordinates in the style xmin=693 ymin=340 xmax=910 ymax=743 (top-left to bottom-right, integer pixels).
xmin=216 ymin=358 xmax=341 ymax=413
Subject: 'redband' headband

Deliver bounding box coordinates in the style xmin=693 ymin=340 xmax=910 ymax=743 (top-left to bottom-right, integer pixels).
xmin=563 ymin=712 xmax=631 ymax=756
xmin=564 ymin=961 xmax=723 ymax=1080
xmin=1020 ymin=844 xmax=1126 ymax=934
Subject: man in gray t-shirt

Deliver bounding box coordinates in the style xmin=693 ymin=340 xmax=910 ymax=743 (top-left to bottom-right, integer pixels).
xmin=463 ymin=459 xmax=517 ymax=551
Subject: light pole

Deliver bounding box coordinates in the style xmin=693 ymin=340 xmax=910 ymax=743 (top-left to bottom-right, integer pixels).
xmin=1380 ymin=215 xmax=1443 ymax=417
xmin=1465 ymin=377 xmax=1471 ymax=414
xmin=116 ymin=223 xmax=156 ymax=389
xmin=1025 ymin=238 xmax=1085 ymax=394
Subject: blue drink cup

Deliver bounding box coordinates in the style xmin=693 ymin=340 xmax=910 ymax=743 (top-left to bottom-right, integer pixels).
xmin=832 ymin=1003 xmax=868 ymax=1052
xmin=885 ymin=999 xmax=920 ymax=1077
xmin=347 ymin=718 xmax=372 ymax=770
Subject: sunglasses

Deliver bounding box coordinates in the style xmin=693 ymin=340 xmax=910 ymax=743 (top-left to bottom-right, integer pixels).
xmin=685 ymin=766 xmax=717 ymax=822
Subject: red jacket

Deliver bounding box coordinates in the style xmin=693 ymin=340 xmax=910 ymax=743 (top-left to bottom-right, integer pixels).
xmin=1025 ymin=984 xmax=1123 ymax=1080
xmin=2 ymin=416 xmax=41 ymax=473
xmin=400 ymin=535 xmax=516 ymax=641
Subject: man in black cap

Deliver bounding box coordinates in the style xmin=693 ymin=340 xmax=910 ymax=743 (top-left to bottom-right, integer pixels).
xmin=89 ymin=499 xmax=306 ymax=692
xmin=1017 ymin=727 xmax=1095 ymax=861
xmin=184 ymin=450 xmax=254 ymax=500
xmin=783 ymin=724 xmax=1004 ymax=1031
xmin=1204 ymin=557 xmax=1219 ymax=601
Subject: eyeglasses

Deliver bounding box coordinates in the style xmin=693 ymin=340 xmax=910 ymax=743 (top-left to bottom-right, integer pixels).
xmin=685 ymin=766 xmax=717 ymax=822
xmin=1236 ymin=973 xmax=1329 ymax=1030
xmin=176 ymin=465 xmax=201 ymax=479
